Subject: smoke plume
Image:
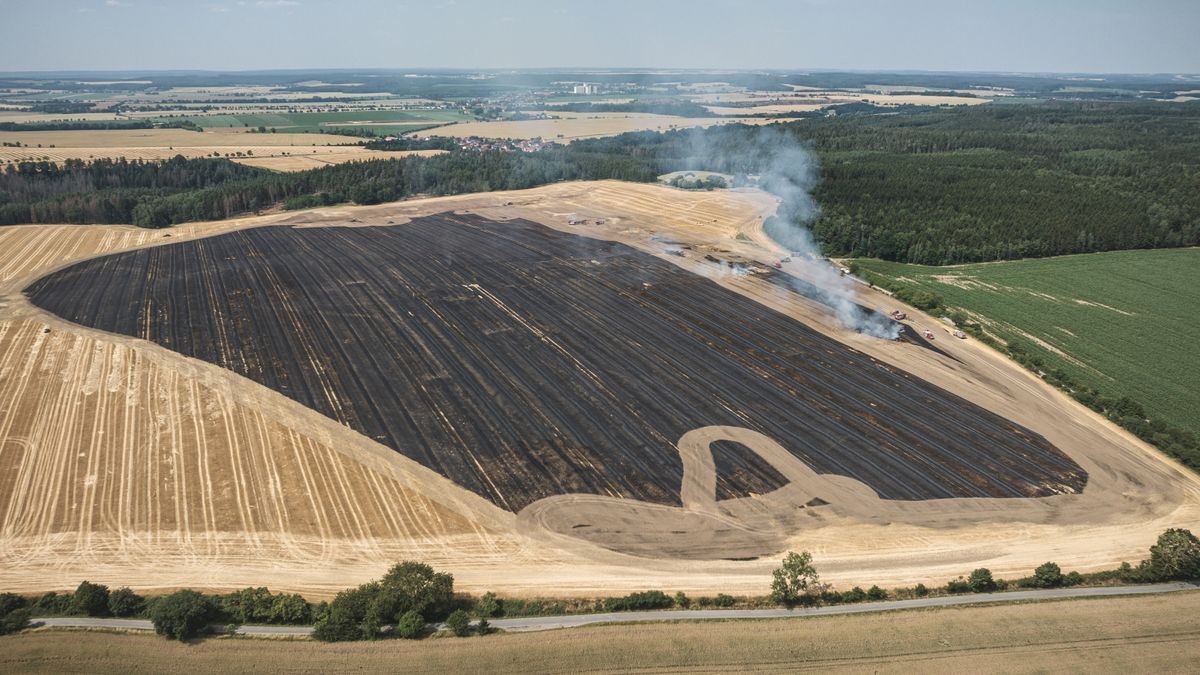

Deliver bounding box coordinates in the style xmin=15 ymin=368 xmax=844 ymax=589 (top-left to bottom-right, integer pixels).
xmin=685 ymin=126 xmax=900 ymax=339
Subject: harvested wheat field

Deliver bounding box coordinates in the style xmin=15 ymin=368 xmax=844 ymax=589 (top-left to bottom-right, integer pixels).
xmin=5 ymin=592 xmax=1200 ymax=674
xmin=230 ymin=148 xmax=444 ymax=171
xmin=1 ymin=181 xmax=1199 ymax=598
xmin=0 ymin=128 xmax=364 ymax=164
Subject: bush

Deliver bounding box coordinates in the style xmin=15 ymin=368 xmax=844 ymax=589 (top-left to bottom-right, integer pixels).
xmin=476 ymin=591 xmax=501 ymax=618
xmin=312 ymin=584 xmax=379 ymax=642
xmin=1031 ymin=562 xmax=1064 ymax=588
xmin=477 ymin=617 xmax=491 ymax=635
xmin=108 ymin=587 xmax=145 ymax=617
xmin=914 ymin=583 xmax=929 ymax=597
xmin=712 ymin=593 xmax=736 ymax=607
xmin=395 ymin=609 xmax=425 ymax=639
xmin=866 ymin=585 xmax=887 ymax=601
xmin=221 ymin=587 xmax=274 ymax=624
xmin=0 ymin=593 xmax=29 ymax=636
xmin=946 ymin=578 xmax=971 ymax=594
xmin=841 ymin=587 xmax=867 ymax=603
xmin=674 ymin=591 xmax=690 ymax=609
xmin=446 ymin=609 xmax=471 ymax=637
xmin=696 ymin=593 xmax=737 ymax=608
xmin=603 ymin=590 xmax=673 ymax=612
xmin=31 ymin=592 xmax=72 ymax=615
xmin=149 ymin=590 xmax=215 ymax=640
xmin=0 ymin=593 xmax=25 ymax=617
xmin=72 ymin=581 xmax=111 ymax=617
xmin=819 ymin=590 xmax=843 ymax=605
xmin=967 ymin=568 xmax=997 ymax=593
xmin=0 ymin=608 xmax=30 ymax=636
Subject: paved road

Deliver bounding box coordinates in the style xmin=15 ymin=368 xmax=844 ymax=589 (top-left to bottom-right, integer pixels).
xmin=486 ymin=582 xmax=1197 ymax=632
xmin=31 ymin=582 xmax=1197 ymax=636
xmin=32 ymin=616 xmax=314 ymax=637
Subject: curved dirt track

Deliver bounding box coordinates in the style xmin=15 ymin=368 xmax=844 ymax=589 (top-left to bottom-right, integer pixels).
xmin=1 ymin=181 xmax=1198 ymax=597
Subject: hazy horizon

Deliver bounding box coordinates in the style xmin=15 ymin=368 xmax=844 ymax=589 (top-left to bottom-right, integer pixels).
xmin=1 ymin=0 xmax=1197 ymax=74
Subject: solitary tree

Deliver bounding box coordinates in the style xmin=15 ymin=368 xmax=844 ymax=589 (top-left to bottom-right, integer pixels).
xmin=1149 ymin=528 xmax=1200 ymax=580
xmin=770 ymin=551 xmax=821 ymax=607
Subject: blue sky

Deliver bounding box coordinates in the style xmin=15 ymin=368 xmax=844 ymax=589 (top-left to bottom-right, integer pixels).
xmin=1 ymin=0 xmax=1197 ymax=73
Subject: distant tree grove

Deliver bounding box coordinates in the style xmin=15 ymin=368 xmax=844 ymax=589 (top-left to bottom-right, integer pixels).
xmin=1 ymin=102 xmax=1197 ymax=266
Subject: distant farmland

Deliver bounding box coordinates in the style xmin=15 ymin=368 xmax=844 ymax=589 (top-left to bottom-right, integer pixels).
xmin=852 ymin=248 xmax=1200 ymax=436
xmin=0 ymin=127 xmax=368 ymax=165
xmin=155 ymin=109 xmax=471 ymax=135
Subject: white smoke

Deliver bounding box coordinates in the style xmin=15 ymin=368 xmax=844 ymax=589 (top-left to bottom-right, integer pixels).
xmin=685 ymin=126 xmax=900 ymax=340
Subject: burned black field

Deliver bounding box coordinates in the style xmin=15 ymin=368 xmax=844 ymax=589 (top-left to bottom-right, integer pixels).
xmin=27 ymin=214 xmax=1087 ymax=511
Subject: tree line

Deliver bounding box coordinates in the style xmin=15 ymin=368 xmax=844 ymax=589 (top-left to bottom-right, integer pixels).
xmin=0 ymin=119 xmax=200 ymax=132
xmin=1 ymin=528 xmax=1196 ymax=642
xmin=2 ymin=102 xmax=1197 ymax=267
xmin=0 ymin=148 xmax=658 ymax=228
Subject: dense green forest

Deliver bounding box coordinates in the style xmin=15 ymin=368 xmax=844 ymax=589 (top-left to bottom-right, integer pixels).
xmin=0 ymin=157 xmax=268 ymax=225
xmin=0 ymin=119 xmax=200 ymax=132
xmin=803 ymin=104 xmax=1200 ymax=263
xmin=3 ymin=103 xmax=1197 ymax=265
xmin=0 ymin=148 xmax=657 ymax=227
xmin=572 ymin=103 xmax=1200 ymax=264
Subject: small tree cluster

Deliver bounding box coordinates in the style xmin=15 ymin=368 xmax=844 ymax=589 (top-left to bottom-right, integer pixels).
xmin=149 ymin=590 xmax=216 ymax=641
xmin=311 ymin=561 xmax=454 ymax=642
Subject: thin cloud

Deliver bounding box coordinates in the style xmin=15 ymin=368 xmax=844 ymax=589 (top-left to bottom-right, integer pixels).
xmin=256 ymin=0 xmax=298 ymax=7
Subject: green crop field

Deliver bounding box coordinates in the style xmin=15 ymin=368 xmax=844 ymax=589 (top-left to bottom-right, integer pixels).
xmin=852 ymin=248 xmax=1200 ymax=437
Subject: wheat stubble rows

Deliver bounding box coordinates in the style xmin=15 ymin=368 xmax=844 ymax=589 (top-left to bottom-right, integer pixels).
xmin=0 ymin=317 xmax=515 ymax=582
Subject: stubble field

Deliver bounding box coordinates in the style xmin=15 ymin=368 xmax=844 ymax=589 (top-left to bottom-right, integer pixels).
xmin=0 ymin=182 xmax=1197 ymax=597
xmin=0 ymin=128 xmax=366 ymax=165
